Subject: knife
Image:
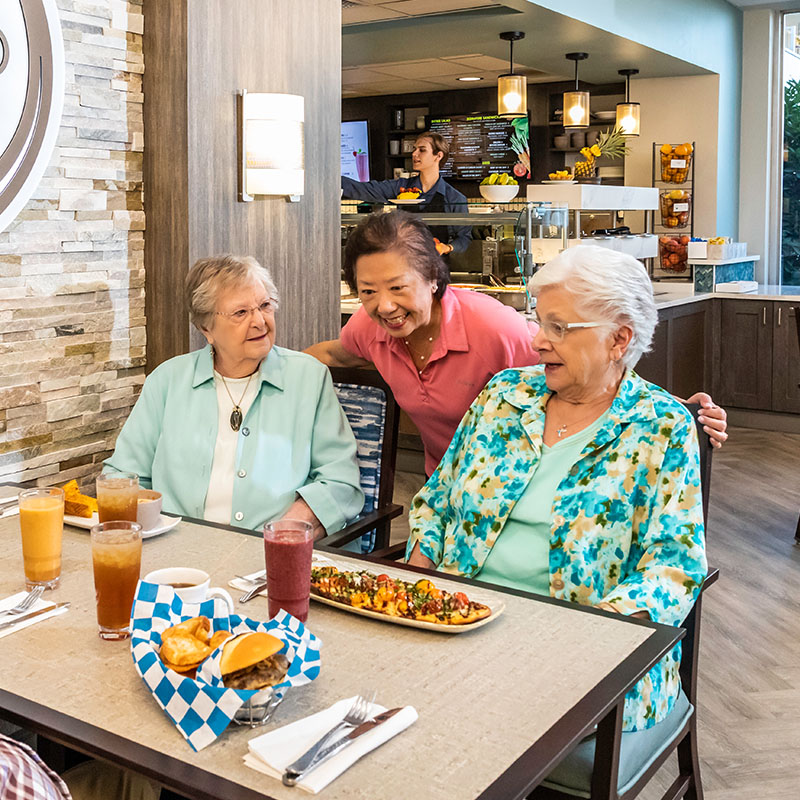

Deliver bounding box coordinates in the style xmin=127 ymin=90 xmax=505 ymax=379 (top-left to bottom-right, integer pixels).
xmin=0 ymin=603 xmax=70 ymax=632
xmin=282 ymin=707 xmax=403 ymax=786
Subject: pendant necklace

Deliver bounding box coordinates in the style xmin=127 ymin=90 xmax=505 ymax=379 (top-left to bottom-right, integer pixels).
xmin=218 ymin=372 xmax=253 ymax=432
xmin=404 ymin=335 xmax=434 ymax=375
xmin=551 ymin=399 xmax=608 ymax=438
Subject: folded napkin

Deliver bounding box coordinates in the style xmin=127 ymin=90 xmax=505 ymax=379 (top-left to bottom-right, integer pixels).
xmin=229 ymin=554 xmax=339 ymax=597
xmin=245 ymin=697 xmax=418 ymax=794
xmin=0 ymin=485 xmax=19 ymax=519
xmin=0 ymin=592 xmax=65 ymax=639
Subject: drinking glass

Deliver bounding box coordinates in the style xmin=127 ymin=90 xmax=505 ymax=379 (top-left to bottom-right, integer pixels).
xmin=90 ymin=521 xmax=142 ymax=640
xmin=96 ymin=472 xmax=139 ymax=523
xmin=19 ymin=487 xmax=65 ymax=590
xmin=263 ymin=519 xmax=314 ymax=622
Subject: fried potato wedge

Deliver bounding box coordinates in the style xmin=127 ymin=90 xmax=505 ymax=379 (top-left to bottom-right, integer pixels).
xmin=160 ymin=631 xmax=212 ymax=666
xmin=162 ymin=616 xmax=211 ymax=645
xmin=209 ymin=630 xmax=232 ymax=649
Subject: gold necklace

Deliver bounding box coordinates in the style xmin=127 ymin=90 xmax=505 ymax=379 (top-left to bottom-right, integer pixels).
xmin=217 ymin=372 xmax=254 ymax=432
xmin=404 ymin=334 xmax=434 ymax=375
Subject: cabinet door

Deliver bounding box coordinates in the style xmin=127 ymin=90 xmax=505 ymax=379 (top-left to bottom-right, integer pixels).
xmin=771 ymin=302 xmax=800 ymax=412
xmin=718 ymin=300 xmax=773 ymax=410
xmin=668 ymin=302 xmax=712 ymax=399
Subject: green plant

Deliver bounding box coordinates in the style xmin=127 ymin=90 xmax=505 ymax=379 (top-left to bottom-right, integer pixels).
xmin=782 ymin=79 xmax=800 ymax=285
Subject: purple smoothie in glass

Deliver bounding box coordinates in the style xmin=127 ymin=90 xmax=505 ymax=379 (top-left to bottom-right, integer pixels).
xmin=263 ymin=520 xmax=314 ymax=621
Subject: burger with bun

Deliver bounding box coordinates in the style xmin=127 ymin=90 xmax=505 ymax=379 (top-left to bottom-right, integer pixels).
xmin=220 ymin=631 xmax=289 ymax=691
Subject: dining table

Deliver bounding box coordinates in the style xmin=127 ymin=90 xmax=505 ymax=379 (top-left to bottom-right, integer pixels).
xmin=0 ymin=492 xmax=682 ymax=800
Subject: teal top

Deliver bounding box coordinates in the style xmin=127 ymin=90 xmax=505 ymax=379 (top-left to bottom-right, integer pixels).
xmin=477 ymin=411 xmax=609 ymax=594
xmin=104 ymin=345 xmax=364 ymax=533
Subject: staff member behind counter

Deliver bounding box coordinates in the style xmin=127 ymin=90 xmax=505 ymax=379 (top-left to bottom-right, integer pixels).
xmin=341 ymin=132 xmax=471 ymax=257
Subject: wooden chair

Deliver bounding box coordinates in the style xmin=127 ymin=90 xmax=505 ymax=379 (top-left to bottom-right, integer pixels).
xmin=320 ymin=367 xmax=403 ymax=553
xmin=529 ymin=404 xmax=716 ymax=800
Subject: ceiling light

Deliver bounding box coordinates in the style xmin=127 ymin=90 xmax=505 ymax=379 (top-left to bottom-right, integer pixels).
xmin=497 ymin=31 xmax=527 ymax=118
xmin=563 ymin=53 xmax=589 ymax=130
xmin=458 ymin=76 xmax=483 ymax=82
xmin=616 ymin=68 xmax=640 ymax=136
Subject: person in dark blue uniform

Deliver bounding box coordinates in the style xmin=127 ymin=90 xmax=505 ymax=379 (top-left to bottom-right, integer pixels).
xmin=341 ymin=133 xmax=471 ymax=256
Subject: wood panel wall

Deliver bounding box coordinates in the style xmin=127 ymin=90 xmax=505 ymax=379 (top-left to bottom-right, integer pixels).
xmin=143 ymin=0 xmax=341 ymax=370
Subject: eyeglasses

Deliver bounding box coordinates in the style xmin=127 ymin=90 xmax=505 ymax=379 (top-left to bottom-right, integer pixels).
xmin=215 ymin=300 xmax=274 ymax=324
xmin=530 ymin=310 xmax=607 ymax=343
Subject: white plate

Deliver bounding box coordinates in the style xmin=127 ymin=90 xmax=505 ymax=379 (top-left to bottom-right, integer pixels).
xmin=542 ymin=179 xmax=577 ymax=184
xmin=593 ymin=110 xmax=616 ymax=120
xmin=388 ymin=198 xmax=424 ymax=205
xmin=64 ymin=512 xmax=182 ymax=539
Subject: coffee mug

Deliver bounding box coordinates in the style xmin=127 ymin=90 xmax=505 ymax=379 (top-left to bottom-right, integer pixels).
xmin=144 ymin=567 xmax=234 ymax=612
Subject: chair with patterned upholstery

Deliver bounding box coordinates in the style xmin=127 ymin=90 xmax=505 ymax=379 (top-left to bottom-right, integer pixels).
xmin=320 ymin=367 xmax=403 ymax=553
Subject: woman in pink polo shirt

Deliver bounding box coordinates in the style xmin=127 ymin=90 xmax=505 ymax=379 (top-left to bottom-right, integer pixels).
xmin=306 ymin=212 xmax=727 ymax=475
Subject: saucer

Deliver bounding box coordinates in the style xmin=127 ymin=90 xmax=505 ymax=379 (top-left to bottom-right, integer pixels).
xmin=64 ymin=512 xmax=182 ymax=539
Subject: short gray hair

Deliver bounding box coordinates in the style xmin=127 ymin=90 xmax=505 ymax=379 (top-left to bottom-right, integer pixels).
xmin=185 ymin=254 xmax=280 ymax=331
xmin=528 ymin=245 xmax=657 ymax=369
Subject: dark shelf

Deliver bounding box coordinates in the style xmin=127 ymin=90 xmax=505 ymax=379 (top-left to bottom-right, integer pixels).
xmin=389 ymin=128 xmax=424 ymax=134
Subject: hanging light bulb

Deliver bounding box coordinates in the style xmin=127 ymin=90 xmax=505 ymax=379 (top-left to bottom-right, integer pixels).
xmin=616 ymin=68 xmax=640 ymax=136
xmin=497 ymin=32 xmax=527 ymax=118
xmin=563 ymin=53 xmax=590 ymax=130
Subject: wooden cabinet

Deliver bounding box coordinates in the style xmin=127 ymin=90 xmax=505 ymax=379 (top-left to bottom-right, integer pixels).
xmin=636 ymin=300 xmax=712 ymax=397
xmin=715 ymin=299 xmax=800 ymax=412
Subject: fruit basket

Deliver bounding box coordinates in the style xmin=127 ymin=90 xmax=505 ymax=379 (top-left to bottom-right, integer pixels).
xmin=659 ymin=143 xmax=693 ymax=183
xmin=660 ymin=189 xmax=692 ymax=228
xmin=658 ymin=235 xmax=690 ymax=273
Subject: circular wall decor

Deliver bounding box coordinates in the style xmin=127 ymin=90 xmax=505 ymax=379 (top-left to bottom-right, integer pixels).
xmin=0 ymin=0 xmax=64 ymax=233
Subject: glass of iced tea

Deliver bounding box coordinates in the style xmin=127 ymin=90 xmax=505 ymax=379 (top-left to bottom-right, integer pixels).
xmin=90 ymin=520 xmax=142 ymax=640
xmin=96 ymin=472 xmax=139 ymax=523
xmin=19 ymin=487 xmax=65 ymax=590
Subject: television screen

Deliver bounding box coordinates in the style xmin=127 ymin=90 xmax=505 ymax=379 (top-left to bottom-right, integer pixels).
xmin=428 ymin=113 xmax=531 ymax=181
xmin=341 ymin=120 xmax=370 ymax=182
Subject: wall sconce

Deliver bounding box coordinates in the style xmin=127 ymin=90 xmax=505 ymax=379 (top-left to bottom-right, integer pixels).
xmin=497 ymin=31 xmax=527 ymax=118
xmin=563 ymin=53 xmax=590 ymax=130
xmin=238 ymin=91 xmax=304 ymax=203
xmin=616 ymin=69 xmax=640 ymax=136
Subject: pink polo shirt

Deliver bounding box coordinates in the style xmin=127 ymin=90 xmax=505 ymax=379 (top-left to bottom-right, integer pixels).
xmin=341 ymin=287 xmax=539 ymax=475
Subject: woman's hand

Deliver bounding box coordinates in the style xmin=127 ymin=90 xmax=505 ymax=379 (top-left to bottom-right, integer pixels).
xmin=280 ymin=498 xmax=326 ymax=540
xmin=684 ymin=392 xmax=728 ymax=449
xmin=406 ymin=542 xmax=435 ymax=570
xmin=304 ymin=338 xmax=371 ymax=369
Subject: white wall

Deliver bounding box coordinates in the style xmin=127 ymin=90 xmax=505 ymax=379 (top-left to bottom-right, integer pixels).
xmin=624 ymin=75 xmax=720 ymax=237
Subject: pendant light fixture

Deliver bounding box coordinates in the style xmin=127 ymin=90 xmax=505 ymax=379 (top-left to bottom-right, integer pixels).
xmin=497 ymin=31 xmax=527 ymax=118
xmin=563 ymin=52 xmax=590 ymax=130
xmin=616 ymin=68 xmax=640 ymax=136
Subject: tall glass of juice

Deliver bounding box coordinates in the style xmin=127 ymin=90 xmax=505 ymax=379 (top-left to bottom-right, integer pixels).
xmin=96 ymin=472 xmax=139 ymax=523
xmin=19 ymin=488 xmax=65 ymax=590
xmin=90 ymin=520 xmax=142 ymax=640
xmin=263 ymin=519 xmax=314 ymax=622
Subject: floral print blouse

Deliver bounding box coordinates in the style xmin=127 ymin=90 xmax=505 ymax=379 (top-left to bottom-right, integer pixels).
xmin=407 ymin=366 xmax=707 ymax=731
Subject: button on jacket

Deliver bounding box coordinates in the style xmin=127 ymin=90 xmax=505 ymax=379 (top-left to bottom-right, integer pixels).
xmin=105 ymin=345 xmax=364 ymax=533
xmin=407 ymin=366 xmax=707 ymax=732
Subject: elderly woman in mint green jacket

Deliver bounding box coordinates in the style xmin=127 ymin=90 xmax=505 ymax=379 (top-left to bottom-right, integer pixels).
xmin=105 ymin=254 xmax=364 ymax=537
xmin=406 ymin=245 xmax=707 ymax=735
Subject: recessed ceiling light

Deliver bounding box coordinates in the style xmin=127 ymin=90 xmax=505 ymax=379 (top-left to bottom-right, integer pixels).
xmin=457 ymin=76 xmax=482 ymax=82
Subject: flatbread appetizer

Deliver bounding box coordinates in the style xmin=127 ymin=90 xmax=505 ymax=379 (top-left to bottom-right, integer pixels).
xmin=310 ymin=567 xmax=491 ymax=626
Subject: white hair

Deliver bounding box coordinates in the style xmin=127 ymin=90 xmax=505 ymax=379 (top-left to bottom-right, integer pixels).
xmin=528 ymin=245 xmax=658 ymax=370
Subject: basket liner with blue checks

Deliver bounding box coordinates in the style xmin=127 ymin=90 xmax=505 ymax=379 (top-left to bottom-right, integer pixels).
xmin=130 ymin=580 xmax=322 ymax=751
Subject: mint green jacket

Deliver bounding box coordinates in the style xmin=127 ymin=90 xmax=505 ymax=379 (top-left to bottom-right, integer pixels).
xmin=407 ymin=367 xmax=707 ymax=731
xmin=105 ymin=345 xmax=364 ymax=533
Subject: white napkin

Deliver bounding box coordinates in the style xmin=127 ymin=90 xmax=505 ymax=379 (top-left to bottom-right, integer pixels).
xmin=0 ymin=592 xmax=66 ymax=639
xmin=229 ymin=555 xmax=339 ymax=597
xmin=244 ymin=697 xmax=418 ymax=794
xmin=0 ymin=486 xmax=19 ymax=519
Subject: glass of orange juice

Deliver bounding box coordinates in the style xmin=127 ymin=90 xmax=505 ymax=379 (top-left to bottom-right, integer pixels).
xmin=96 ymin=472 xmax=139 ymax=523
xmin=19 ymin=487 xmax=65 ymax=590
xmin=90 ymin=521 xmax=143 ymax=640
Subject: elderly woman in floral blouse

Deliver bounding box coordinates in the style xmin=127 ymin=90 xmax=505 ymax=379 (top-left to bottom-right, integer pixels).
xmin=406 ymin=245 xmax=707 ymax=736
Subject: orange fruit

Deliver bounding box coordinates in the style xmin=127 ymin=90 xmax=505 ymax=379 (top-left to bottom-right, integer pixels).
xmin=660 ymin=143 xmax=673 ymax=155
xmin=675 ymin=144 xmax=688 ymax=157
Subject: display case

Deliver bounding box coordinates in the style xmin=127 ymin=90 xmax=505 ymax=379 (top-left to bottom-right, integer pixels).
xmin=652 ymin=142 xmax=695 ymax=279
xmin=525 ymin=183 xmax=658 ymax=260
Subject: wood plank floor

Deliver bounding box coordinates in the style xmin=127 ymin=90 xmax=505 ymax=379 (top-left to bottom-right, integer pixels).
xmin=391 ymin=426 xmax=800 ymax=799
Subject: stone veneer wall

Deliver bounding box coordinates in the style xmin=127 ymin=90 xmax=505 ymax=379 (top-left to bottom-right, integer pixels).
xmin=0 ymin=0 xmax=145 ymax=490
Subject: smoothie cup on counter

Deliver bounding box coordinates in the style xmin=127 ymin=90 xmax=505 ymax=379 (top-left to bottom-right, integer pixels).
xmin=19 ymin=487 xmax=65 ymax=590
xmin=263 ymin=519 xmax=314 ymax=622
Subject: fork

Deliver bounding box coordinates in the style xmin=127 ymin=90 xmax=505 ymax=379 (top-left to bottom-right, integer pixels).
xmin=282 ymin=692 xmax=376 ymax=785
xmin=235 ymin=571 xmax=266 ymax=585
xmin=0 ymin=585 xmax=44 ymax=617
xmin=239 ymin=581 xmax=268 ymax=603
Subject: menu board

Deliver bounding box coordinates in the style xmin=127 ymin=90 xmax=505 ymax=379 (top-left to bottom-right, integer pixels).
xmin=341 ymin=120 xmax=370 ymax=181
xmin=428 ymin=113 xmax=531 ymax=180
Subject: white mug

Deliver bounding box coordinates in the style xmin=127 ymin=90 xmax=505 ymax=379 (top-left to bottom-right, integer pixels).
xmin=144 ymin=567 xmax=234 ymax=613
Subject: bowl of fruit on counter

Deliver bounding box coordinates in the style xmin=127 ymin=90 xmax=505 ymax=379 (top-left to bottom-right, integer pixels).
xmin=479 ymin=173 xmax=519 ymax=202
